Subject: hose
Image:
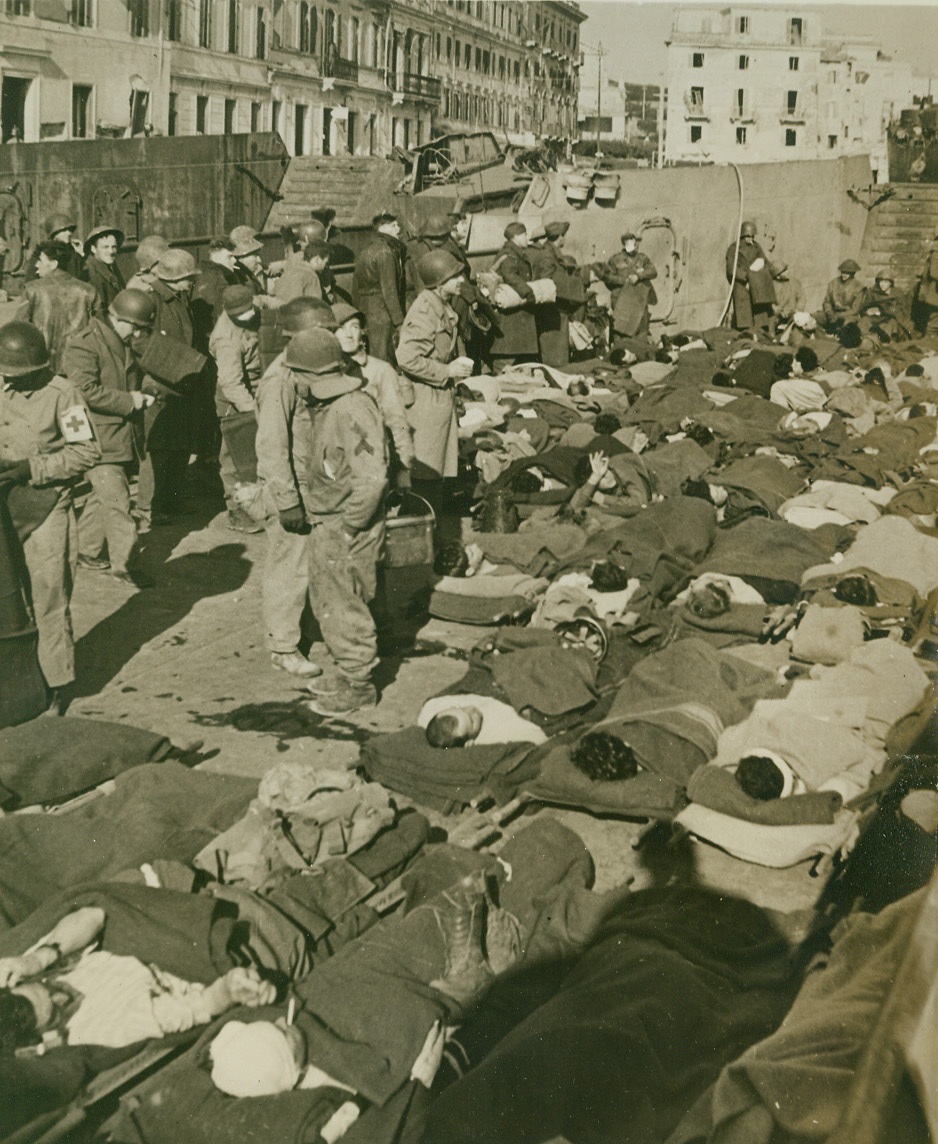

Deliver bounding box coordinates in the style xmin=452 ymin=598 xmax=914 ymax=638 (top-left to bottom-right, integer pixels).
xmin=718 ymin=162 xmax=745 ymax=327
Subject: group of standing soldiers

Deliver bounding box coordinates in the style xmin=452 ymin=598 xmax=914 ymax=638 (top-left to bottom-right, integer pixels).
xmin=0 ymin=203 xmax=664 ymax=718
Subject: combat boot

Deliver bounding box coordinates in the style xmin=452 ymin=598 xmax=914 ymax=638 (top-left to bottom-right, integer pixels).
xmin=429 ymin=871 xmax=494 ymax=1009
xmin=305 ymin=678 xmax=377 ymax=716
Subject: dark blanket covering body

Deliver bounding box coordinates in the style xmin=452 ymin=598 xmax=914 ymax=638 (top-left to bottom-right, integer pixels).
xmin=0 ymin=763 xmax=256 ymax=927
xmin=666 ymin=886 xmax=931 ymax=1144
xmin=103 ymin=821 xmax=607 ymax=1144
xmin=423 ymin=887 xmax=794 ymax=1144
xmin=0 ymin=716 xmax=174 ymax=809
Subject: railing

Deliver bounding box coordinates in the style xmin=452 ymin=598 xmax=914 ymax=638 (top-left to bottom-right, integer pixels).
xmin=391 ymin=73 xmax=442 ymax=101
xmin=779 ymin=102 xmax=805 ymax=123
xmin=324 ymin=54 xmax=359 ymax=82
xmin=683 ymin=93 xmax=708 ymax=119
xmin=729 ymin=105 xmax=756 ymax=123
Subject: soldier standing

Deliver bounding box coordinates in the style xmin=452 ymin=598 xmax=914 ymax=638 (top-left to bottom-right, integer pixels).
xmin=84 ymin=226 xmax=126 ymax=312
xmin=353 ymin=213 xmax=407 ymax=363
xmin=0 ymin=322 xmax=100 ymax=712
xmin=603 ymin=231 xmax=658 ymax=340
xmin=64 ymin=289 xmax=156 ymax=587
xmin=725 ymin=221 xmax=775 ymax=333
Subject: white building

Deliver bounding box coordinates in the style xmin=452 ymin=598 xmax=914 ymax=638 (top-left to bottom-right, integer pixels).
xmin=664 ymin=6 xmax=923 ymax=177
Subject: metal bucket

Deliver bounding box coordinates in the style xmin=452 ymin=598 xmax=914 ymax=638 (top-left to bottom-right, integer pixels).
xmin=383 ymin=491 xmax=435 ymax=568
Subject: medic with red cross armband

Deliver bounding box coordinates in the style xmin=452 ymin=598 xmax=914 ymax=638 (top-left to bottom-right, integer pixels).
xmin=0 ymin=321 xmax=100 ymax=713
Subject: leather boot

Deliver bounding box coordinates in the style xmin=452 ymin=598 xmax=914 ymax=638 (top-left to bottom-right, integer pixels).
xmin=429 ymin=871 xmax=495 ymax=1009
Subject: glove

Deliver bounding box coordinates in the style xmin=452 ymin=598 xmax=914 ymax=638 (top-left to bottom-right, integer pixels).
xmin=279 ymin=505 xmax=308 ymax=534
xmin=0 ymin=460 xmax=31 ymax=485
xmin=130 ymin=391 xmax=155 ymax=410
xmin=396 ymin=467 xmax=412 ymax=491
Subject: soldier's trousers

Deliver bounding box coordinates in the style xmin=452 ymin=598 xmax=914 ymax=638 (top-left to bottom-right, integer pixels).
xmin=307 ymin=517 xmax=383 ymax=684
xmin=23 ymin=498 xmax=77 ymax=688
xmin=263 ymin=515 xmax=310 ymax=655
xmin=79 ymin=462 xmax=137 ymax=572
xmin=137 ymin=449 xmax=189 ymax=518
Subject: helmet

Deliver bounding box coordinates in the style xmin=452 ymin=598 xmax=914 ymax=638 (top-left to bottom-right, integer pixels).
xmin=740 ymin=220 xmax=757 ymax=238
xmin=83 ymin=224 xmax=125 ymax=255
xmin=284 ymin=328 xmax=346 ymax=374
xmin=418 ymin=249 xmax=464 ymax=289
xmin=421 ymin=213 xmax=452 ymax=238
xmin=154 ymin=249 xmax=200 ymax=281
xmin=229 ymin=224 xmax=263 ymax=257
xmin=0 ymin=322 xmax=50 ymax=376
xmin=44 ymin=213 xmax=77 ymax=238
xmin=554 ymin=613 xmax=609 ymax=665
xmin=838 ymin=259 xmax=861 ymax=275
xmin=332 ymin=302 xmax=364 ymax=326
xmin=280 ymin=297 xmax=338 ymax=334
xmin=296 ymin=220 xmax=328 ymax=244
xmin=110 ymin=289 xmax=157 ymax=327
xmin=134 ymin=235 xmax=169 ymax=271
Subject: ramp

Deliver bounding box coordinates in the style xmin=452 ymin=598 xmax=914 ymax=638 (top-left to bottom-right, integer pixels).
xmin=859 ymin=184 xmax=938 ymax=291
xmin=264 ymin=155 xmax=404 ymax=232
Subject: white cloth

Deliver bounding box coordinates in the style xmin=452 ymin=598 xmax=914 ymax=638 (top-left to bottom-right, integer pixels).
xmin=417 ymin=694 xmax=547 ymax=745
xmin=210 ymin=1020 xmax=301 ymax=1097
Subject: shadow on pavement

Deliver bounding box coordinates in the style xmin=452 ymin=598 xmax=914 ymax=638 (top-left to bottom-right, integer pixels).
xmin=73 ymin=536 xmax=253 ymax=697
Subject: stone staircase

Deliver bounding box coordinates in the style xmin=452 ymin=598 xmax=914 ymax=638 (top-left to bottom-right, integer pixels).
xmin=859 ymin=183 xmax=938 ymax=290
xmin=263 ymin=155 xmax=404 ymax=232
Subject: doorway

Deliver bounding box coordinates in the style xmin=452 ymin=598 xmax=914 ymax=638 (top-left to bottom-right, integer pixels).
xmin=1 ymin=76 xmax=32 ymax=143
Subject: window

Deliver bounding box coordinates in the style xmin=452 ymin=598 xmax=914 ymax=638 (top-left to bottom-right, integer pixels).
xmin=828 ymin=134 xmax=838 ymax=148
xmin=347 ymin=110 xmax=357 ymax=153
xmin=196 ymin=95 xmax=209 ymax=134
xmin=321 ymin=107 xmax=330 ymax=155
xmin=5 ymin=0 xmax=30 ymax=14
xmin=295 ymin=103 xmax=308 ymax=155
xmin=735 ymin=88 xmax=747 ymax=115
xmin=736 ymin=126 xmax=747 ymax=144
xmin=514 ymin=59 xmax=520 ymax=81
xmin=224 ymin=98 xmax=236 ymax=133
xmin=256 ymin=7 xmax=267 ymax=58
xmin=250 ymin=101 xmax=261 ymax=131
xmin=789 ymin=56 xmax=799 ymax=71
xmin=72 ymin=84 xmax=92 ymax=138
xmin=828 ymin=69 xmax=838 ymax=84
xmin=475 ymin=47 xmax=481 ymax=71
xmin=435 ymin=33 xmax=440 ymax=59
xmin=71 ymin=0 xmax=92 ymax=27
xmin=737 ymin=16 xmax=749 ymax=33
xmin=199 ymin=0 xmax=212 ymax=47
xmin=843 ymin=125 xmax=849 ymax=139
xmin=349 ymin=17 xmax=359 ymax=61
xmin=690 ymin=85 xmax=704 ymax=108
xmin=464 ymin=42 xmax=471 ymax=68
xmin=299 ymin=3 xmax=317 ymax=54
xmin=690 ymin=124 xmax=702 ymax=142
xmin=455 ymin=39 xmax=461 ymax=67
xmin=168 ymin=91 xmax=178 ymax=136
xmin=738 ymin=55 xmax=748 ymax=70
xmin=271 ymin=100 xmax=281 ymax=135
xmin=785 ymin=127 xmax=797 ymax=146
xmin=787 ymin=90 xmax=798 ymax=114
xmin=446 ymin=37 xmax=452 ymax=62
xmin=789 ymin=17 xmax=803 ymax=45
xmin=165 ymin=0 xmax=182 ymax=40
xmin=692 ymin=52 xmax=704 ymax=68
xmin=227 ymin=0 xmax=238 ymax=53
xmin=130 ymin=0 xmax=149 ymax=37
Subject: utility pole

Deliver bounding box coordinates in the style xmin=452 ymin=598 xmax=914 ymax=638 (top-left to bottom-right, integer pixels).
xmin=595 ymin=42 xmax=605 ymax=153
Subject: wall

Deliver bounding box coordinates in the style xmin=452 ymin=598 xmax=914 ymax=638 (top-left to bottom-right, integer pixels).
xmin=490 ymin=154 xmax=873 ymax=329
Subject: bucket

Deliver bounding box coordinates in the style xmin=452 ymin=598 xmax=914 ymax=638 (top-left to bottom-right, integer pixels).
xmin=383 ymin=490 xmax=435 ymax=567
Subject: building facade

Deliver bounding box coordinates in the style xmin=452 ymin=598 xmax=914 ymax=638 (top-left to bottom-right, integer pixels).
xmin=664 ymin=6 xmax=921 ymax=176
xmin=0 ymin=0 xmax=582 ymax=155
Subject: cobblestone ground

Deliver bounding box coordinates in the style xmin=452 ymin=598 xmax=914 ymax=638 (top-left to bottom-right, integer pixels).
xmin=67 ymin=478 xmax=824 ymax=935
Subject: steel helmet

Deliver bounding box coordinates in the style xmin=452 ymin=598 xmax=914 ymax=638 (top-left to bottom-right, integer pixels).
xmin=154 ymin=249 xmax=200 ymax=282
xmin=44 ymin=213 xmax=77 ymax=238
xmin=280 ymin=297 xmax=339 ymax=334
xmin=110 ymin=289 xmax=157 ymax=327
xmin=421 ymin=213 xmax=452 ymax=238
xmin=296 ymin=220 xmax=328 ymax=244
xmin=838 ymin=259 xmax=861 ymax=275
xmin=134 ymin=235 xmax=170 ymax=271
xmin=229 ymin=225 xmax=263 ymax=257
xmin=418 ymin=249 xmax=464 ymax=289
xmin=739 ymin=220 xmax=757 ymax=238
xmin=284 ymin=328 xmax=346 ymax=374
xmin=0 ymin=322 xmax=50 ymax=376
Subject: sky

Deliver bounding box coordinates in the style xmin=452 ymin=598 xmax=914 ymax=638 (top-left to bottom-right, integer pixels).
xmin=577 ymin=1 xmax=938 ymax=84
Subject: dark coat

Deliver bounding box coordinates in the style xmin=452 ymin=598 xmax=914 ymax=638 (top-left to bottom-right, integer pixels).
xmin=145 ymin=280 xmax=196 ymax=452
xmin=725 ymin=239 xmax=775 ymax=330
xmin=23 ymin=242 xmax=87 ymax=284
xmin=191 ymin=259 xmax=240 ymax=354
xmin=490 ymin=242 xmax=539 ymax=358
xmin=85 ymin=256 xmax=125 ymax=312
xmin=353 ymin=233 xmax=407 ymax=329
xmin=604 ymin=250 xmax=658 ymax=338
xmin=531 ymin=240 xmax=585 ymax=366
xmin=14 ymin=269 xmax=100 ymax=373
xmin=62 ymin=317 xmax=144 ymax=463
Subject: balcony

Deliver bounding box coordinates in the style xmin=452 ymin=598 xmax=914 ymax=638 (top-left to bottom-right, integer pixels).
xmin=729 ymin=105 xmax=756 ymax=123
xmin=683 ymin=92 xmax=708 ymax=120
xmin=323 ymin=54 xmax=359 ymax=83
xmin=779 ymin=102 xmax=806 ymax=123
xmin=392 ymin=73 xmax=442 ymax=102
